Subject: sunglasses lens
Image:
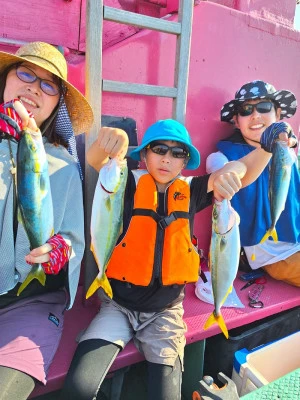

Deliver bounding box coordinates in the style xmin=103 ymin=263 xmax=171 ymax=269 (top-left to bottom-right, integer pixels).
xmin=171 ymin=147 xmax=188 ymax=158
xmin=238 ymin=104 xmax=253 ymax=116
xmin=256 ymin=102 xmax=273 ymax=114
xmin=151 ymin=144 xmax=169 ymax=155
xmin=41 ymin=81 xmax=59 ymax=96
xmin=17 ymin=66 xmax=36 ymax=83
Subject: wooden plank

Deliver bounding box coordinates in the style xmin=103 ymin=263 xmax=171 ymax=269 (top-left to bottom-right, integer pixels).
xmin=0 ymin=0 xmax=81 ymax=50
xmin=172 ymin=0 xmax=194 ymax=124
xmin=79 ymin=0 xmax=140 ymax=52
xmin=84 ymin=0 xmax=103 ymax=296
xmin=103 ymin=80 xmax=178 ymax=97
xmin=104 ymin=6 xmax=181 ymax=34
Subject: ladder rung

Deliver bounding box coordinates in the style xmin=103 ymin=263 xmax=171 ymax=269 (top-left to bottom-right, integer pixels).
xmin=104 ymin=6 xmax=181 ymax=35
xmin=103 ymin=80 xmax=178 ymax=98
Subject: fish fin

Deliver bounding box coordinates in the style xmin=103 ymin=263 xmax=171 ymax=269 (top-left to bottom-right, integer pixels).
xmin=260 ymin=228 xmax=278 ymax=244
xmin=204 ymin=311 xmax=229 ymax=339
xmin=17 ymin=265 xmax=46 ymax=296
xmin=86 ymin=274 xmax=113 ymax=299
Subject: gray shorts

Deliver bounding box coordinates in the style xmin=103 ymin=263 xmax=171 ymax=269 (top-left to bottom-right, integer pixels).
xmin=79 ymin=291 xmax=187 ymax=368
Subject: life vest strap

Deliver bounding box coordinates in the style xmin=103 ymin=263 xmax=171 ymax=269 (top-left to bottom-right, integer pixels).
xmin=132 ymin=208 xmax=189 ymax=229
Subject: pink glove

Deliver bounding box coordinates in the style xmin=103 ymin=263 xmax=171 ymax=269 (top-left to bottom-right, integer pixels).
xmin=42 ymin=234 xmax=70 ymax=275
xmin=0 ymin=99 xmax=23 ymax=140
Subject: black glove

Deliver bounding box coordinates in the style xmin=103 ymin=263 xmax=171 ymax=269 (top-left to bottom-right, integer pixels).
xmin=260 ymin=122 xmax=294 ymax=153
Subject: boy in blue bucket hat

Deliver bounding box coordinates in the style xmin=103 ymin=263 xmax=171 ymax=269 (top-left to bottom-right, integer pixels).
xmin=62 ymin=118 xmax=283 ymax=400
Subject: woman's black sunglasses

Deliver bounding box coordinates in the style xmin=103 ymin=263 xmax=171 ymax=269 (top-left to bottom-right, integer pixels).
xmin=147 ymin=142 xmax=189 ymax=159
xmin=238 ymin=101 xmax=274 ymax=117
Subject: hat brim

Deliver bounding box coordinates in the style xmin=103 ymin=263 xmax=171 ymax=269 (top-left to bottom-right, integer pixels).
xmin=221 ymin=90 xmax=297 ymax=122
xmin=130 ymin=136 xmax=200 ymax=170
xmin=0 ymin=50 xmax=93 ymax=135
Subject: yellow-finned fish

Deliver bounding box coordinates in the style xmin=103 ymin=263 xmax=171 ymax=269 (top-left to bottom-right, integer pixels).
xmin=260 ymin=140 xmax=296 ymax=243
xmin=204 ymin=199 xmax=240 ymax=339
xmin=86 ymin=158 xmax=128 ymax=299
xmin=17 ymin=128 xmax=54 ymax=295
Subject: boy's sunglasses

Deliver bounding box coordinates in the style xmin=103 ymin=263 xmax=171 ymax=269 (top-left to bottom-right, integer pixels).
xmin=238 ymin=101 xmax=274 ymax=117
xmin=16 ymin=65 xmax=60 ymax=96
xmin=146 ymin=142 xmax=189 ymax=159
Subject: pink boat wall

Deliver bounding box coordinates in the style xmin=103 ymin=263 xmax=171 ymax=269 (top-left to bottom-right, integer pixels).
xmin=0 ymin=0 xmax=299 ymax=252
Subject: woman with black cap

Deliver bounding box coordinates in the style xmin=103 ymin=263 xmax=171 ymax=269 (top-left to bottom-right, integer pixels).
xmin=0 ymin=41 xmax=93 ymax=399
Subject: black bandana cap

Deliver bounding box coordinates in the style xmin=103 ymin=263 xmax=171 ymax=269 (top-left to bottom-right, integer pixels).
xmin=221 ymin=80 xmax=297 ymax=122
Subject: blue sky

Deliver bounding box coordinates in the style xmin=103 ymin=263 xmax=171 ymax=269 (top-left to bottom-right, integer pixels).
xmin=295 ymin=5 xmax=300 ymax=29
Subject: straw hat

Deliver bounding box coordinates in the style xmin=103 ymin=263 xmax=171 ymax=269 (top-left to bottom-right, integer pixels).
xmin=0 ymin=41 xmax=93 ymax=134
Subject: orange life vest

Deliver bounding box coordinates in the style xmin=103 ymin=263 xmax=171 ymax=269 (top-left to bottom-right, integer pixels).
xmin=106 ymin=171 xmax=200 ymax=286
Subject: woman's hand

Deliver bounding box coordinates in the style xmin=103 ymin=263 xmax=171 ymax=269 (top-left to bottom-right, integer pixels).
xmin=13 ymin=99 xmax=39 ymax=133
xmin=25 ymin=234 xmax=70 ymax=275
xmin=25 ymin=242 xmax=52 ymax=265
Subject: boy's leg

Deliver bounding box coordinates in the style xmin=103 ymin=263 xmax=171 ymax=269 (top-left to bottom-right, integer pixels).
xmin=0 ymin=366 xmax=35 ymax=400
xmin=147 ymin=357 xmax=182 ymax=400
xmin=60 ymin=339 xmax=120 ymax=400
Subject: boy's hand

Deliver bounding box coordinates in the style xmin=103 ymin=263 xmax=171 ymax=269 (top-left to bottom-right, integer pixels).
xmin=209 ymin=161 xmax=246 ymax=201
xmin=96 ymin=126 xmax=129 ymax=160
xmin=212 ymin=171 xmax=242 ymax=201
xmin=87 ymin=126 xmax=129 ymax=171
xmin=260 ymin=122 xmax=296 ymax=153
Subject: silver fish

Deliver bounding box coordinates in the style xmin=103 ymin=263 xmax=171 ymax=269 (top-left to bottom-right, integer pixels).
xmin=204 ymin=199 xmax=240 ymax=338
xmin=260 ymin=140 xmax=296 ymax=243
xmin=86 ymin=158 xmax=128 ymax=299
xmin=17 ymin=129 xmax=54 ymax=295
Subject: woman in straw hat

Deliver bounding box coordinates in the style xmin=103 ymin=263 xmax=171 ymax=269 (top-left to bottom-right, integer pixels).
xmin=0 ymin=41 xmax=93 ymax=398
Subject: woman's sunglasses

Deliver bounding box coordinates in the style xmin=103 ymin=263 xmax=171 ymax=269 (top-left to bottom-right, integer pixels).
xmin=147 ymin=142 xmax=189 ymax=159
xmin=16 ymin=65 xmax=61 ymax=96
xmin=238 ymin=101 xmax=274 ymax=117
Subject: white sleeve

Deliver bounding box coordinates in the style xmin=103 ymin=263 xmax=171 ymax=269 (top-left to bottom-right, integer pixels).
xmin=206 ymin=151 xmax=229 ymax=173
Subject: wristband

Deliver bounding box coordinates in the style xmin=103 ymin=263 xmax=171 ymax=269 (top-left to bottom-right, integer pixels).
xmin=42 ymin=234 xmax=70 ymax=275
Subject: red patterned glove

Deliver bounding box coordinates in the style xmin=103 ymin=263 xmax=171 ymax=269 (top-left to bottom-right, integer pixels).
xmin=42 ymin=234 xmax=70 ymax=275
xmin=0 ymin=99 xmax=24 ymax=140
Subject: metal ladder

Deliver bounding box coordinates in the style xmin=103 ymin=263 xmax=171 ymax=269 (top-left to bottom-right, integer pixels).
xmin=84 ymin=0 xmax=194 ymax=293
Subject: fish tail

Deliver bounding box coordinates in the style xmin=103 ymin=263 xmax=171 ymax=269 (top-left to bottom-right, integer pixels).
xmin=204 ymin=311 xmax=229 ymax=339
xmin=17 ymin=265 xmax=46 ymax=296
xmin=260 ymin=228 xmax=278 ymax=244
xmin=86 ymin=274 xmax=113 ymax=299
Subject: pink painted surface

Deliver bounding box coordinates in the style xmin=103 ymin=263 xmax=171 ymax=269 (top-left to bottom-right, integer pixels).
xmin=30 ymin=273 xmax=300 ymax=397
xmin=0 ymin=0 xmax=82 ymax=49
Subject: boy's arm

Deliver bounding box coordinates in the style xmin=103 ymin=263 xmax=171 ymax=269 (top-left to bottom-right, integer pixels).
xmin=207 ymin=160 xmax=247 ymax=201
xmin=87 ymin=127 xmax=129 ymax=172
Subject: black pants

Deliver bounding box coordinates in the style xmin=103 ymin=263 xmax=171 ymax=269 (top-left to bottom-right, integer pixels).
xmin=60 ymin=339 xmax=182 ymax=400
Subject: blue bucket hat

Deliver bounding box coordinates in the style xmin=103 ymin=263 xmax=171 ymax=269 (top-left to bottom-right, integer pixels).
xmin=130 ymin=119 xmax=200 ymax=170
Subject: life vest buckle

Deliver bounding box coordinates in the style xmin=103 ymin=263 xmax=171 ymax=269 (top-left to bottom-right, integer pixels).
xmin=158 ymin=213 xmax=177 ymax=229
